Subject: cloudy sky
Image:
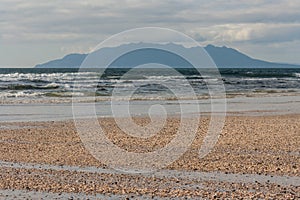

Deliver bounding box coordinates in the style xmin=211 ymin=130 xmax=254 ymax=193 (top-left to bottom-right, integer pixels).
xmin=1 ymin=0 xmax=300 ymax=67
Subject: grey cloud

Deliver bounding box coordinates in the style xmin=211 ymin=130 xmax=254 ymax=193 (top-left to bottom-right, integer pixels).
xmin=1 ymin=0 xmax=300 ymax=66
xmin=250 ymin=24 xmax=300 ymax=43
xmin=2 ymin=0 xmax=300 ymax=43
xmin=186 ymin=23 xmax=300 ymax=46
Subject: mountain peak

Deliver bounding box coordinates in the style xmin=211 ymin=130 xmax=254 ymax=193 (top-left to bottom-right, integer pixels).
xmin=205 ymin=44 xmax=215 ymax=48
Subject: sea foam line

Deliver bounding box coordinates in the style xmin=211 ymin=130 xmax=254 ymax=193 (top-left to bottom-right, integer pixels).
xmin=0 ymin=160 xmax=299 ymax=187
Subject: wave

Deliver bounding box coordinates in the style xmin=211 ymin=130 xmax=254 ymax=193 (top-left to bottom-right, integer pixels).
xmin=293 ymin=73 xmax=300 ymax=78
xmin=219 ymin=69 xmax=300 ymax=78
xmin=0 ymin=91 xmax=44 ymax=98
xmin=4 ymin=83 xmax=60 ymax=90
xmin=0 ymin=72 xmax=99 ymax=83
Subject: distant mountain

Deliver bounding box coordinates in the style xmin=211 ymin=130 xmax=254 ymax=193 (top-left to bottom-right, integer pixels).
xmin=35 ymin=43 xmax=300 ymax=68
xmin=204 ymin=45 xmax=297 ymax=68
xmin=35 ymin=53 xmax=87 ymax=68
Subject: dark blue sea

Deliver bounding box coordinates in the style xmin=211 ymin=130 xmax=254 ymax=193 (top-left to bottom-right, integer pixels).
xmin=0 ymin=68 xmax=299 ymax=103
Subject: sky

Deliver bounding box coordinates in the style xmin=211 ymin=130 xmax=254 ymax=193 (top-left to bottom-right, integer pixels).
xmin=1 ymin=0 xmax=300 ymax=67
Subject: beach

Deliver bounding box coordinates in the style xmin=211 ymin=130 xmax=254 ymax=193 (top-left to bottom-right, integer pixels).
xmin=0 ymin=111 xmax=299 ymax=199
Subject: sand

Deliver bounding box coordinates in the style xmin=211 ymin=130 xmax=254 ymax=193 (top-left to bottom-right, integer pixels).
xmin=0 ymin=114 xmax=299 ymax=199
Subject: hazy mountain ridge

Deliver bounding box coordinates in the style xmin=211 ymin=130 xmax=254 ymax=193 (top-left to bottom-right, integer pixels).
xmin=35 ymin=44 xmax=300 ymax=68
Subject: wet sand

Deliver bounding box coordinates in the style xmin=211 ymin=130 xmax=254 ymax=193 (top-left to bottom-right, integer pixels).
xmin=0 ymin=115 xmax=299 ymax=199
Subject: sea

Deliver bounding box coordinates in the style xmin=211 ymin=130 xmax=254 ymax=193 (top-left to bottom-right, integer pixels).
xmin=0 ymin=68 xmax=300 ymax=104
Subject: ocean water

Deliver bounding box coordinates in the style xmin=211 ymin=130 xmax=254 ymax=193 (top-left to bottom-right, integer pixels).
xmin=0 ymin=68 xmax=299 ymax=104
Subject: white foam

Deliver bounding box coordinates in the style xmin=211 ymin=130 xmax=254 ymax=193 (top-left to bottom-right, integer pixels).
xmin=293 ymin=73 xmax=300 ymax=78
xmin=0 ymin=91 xmax=44 ymax=98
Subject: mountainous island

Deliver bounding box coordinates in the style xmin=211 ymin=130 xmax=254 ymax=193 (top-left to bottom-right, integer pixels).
xmin=35 ymin=43 xmax=300 ymax=68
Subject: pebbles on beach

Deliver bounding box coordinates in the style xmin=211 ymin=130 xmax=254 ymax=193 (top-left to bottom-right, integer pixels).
xmin=0 ymin=115 xmax=299 ymax=198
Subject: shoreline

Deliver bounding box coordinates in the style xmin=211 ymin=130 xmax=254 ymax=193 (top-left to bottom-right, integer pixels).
xmin=0 ymin=95 xmax=300 ymax=122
